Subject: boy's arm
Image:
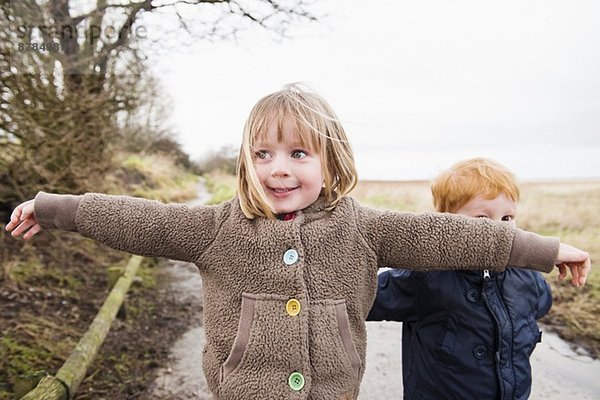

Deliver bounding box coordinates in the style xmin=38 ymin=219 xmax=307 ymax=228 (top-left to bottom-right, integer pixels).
xmin=366 ymin=269 xmax=420 ymax=322
xmin=534 ymin=272 xmax=553 ymax=319
xmin=32 ymin=191 xmax=225 ymax=264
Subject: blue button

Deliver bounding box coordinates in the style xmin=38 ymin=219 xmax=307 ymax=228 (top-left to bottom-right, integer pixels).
xmin=283 ymin=249 xmax=299 ymax=265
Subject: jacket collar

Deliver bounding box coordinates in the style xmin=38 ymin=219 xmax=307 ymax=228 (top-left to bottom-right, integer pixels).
xmin=300 ymin=191 xmax=331 ymax=215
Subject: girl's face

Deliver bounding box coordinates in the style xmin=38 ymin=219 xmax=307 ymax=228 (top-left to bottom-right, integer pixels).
xmin=253 ymin=117 xmax=323 ymax=214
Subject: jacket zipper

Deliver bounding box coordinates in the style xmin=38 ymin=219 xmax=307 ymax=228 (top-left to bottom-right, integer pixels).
xmin=481 ymin=269 xmax=505 ymax=400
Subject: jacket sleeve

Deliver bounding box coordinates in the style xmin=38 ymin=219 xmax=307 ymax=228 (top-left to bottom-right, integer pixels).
xmin=534 ymin=272 xmax=553 ymax=319
xmin=356 ymin=203 xmax=559 ymax=274
xmin=366 ymin=269 xmax=420 ymax=323
xmin=34 ymin=191 xmax=227 ymax=264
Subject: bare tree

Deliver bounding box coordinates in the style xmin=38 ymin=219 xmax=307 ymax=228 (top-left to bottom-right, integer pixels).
xmin=5 ymin=1 xmax=318 ymax=90
xmin=0 ymin=0 xmax=319 ymax=220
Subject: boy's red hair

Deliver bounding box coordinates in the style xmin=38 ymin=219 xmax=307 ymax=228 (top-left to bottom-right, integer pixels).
xmin=431 ymin=158 xmax=520 ymax=213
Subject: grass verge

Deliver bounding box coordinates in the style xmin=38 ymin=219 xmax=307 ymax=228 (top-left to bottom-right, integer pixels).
xmin=0 ymin=152 xmax=200 ymax=399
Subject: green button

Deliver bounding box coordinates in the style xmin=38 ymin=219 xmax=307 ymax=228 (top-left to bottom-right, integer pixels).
xmin=288 ymin=371 xmax=305 ymax=391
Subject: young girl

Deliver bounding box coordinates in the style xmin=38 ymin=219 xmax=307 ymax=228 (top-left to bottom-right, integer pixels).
xmin=6 ymin=84 xmax=590 ymax=400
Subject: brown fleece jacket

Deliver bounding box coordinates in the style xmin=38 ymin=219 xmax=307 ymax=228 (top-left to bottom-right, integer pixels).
xmin=34 ymin=191 xmax=559 ymax=400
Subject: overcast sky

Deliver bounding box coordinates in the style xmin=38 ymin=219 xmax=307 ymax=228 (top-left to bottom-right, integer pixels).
xmin=149 ymin=0 xmax=600 ymax=181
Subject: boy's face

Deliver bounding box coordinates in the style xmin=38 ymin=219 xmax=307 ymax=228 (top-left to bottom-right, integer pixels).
xmin=454 ymin=193 xmax=517 ymax=225
xmin=253 ymin=116 xmax=323 ymax=214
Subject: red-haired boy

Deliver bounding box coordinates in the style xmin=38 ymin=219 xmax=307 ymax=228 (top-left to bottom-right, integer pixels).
xmin=368 ymin=158 xmax=552 ymax=400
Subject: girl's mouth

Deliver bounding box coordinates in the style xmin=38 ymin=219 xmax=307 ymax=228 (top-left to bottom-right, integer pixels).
xmin=269 ymin=187 xmax=298 ymax=198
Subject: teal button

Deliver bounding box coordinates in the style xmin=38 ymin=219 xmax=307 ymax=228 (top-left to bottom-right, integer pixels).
xmin=283 ymin=249 xmax=299 ymax=265
xmin=288 ymin=371 xmax=305 ymax=391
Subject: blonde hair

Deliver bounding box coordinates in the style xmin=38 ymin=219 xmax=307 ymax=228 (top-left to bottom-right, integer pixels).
xmin=237 ymin=83 xmax=358 ymax=219
xmin=431 ymin=158 xmax=520 ymax=213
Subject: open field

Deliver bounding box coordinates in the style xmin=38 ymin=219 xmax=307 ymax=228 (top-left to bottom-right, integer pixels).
xmin=353 ymin=179 xmax=600 ymax=357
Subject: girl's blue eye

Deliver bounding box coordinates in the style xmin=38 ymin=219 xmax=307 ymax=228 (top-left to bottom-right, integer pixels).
xmin=255 ymin=150 xmax=268 ymax=159
xmin=291 ymin=150 xmax=307 ymax=159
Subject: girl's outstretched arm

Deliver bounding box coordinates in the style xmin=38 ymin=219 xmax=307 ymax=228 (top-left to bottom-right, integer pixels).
xmin=6 ymin=199 xmax=41 ymax=240
xmin=356 ymin=203 xmax=591 ymax=287
xmin=556 ymin=243 xmax=591 ymax=287
xmin=6 ymin=192 xmax=228 ymax=265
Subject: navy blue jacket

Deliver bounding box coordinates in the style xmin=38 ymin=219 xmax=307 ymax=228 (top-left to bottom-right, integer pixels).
xmin=367 ymin=268 xmax=552 ymax=400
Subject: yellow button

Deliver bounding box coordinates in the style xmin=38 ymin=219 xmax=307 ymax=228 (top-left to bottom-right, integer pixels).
xmin=286 ymin=299 xmax=301 ymax=316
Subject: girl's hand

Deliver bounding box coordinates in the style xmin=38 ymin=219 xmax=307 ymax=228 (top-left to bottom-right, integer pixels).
xmin=556 ymin=243 xmax=591 ymax=287
xmin=5 ymin=199 xmax=42 ymax=240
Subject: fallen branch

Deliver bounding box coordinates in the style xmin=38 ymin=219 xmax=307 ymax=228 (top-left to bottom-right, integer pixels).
xmin=21 ymin=255 xmax=143 ymax=400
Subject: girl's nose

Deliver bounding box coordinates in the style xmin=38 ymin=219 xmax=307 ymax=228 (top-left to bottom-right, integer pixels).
xmin=271 ymin=158 xmax=290 ymax=178
xmin=271 ymin=168 xmax=290 ymax=178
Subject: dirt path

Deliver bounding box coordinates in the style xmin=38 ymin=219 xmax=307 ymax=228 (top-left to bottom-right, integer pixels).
xmin=147 ymin=181 xmax=600 ymax=399
xmin=146 ymin=261 xmax=209 ymax=399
